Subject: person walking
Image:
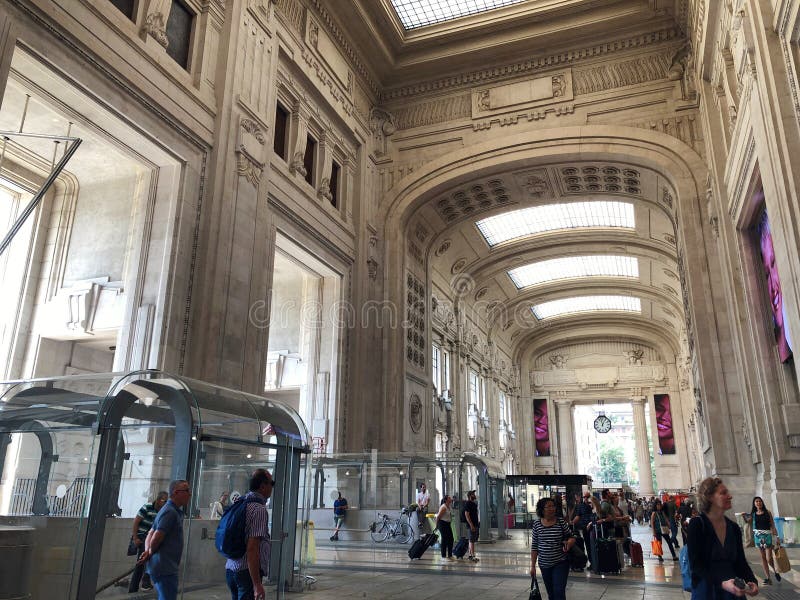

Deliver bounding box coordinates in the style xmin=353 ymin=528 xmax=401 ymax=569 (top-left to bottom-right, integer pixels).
xmin=665 ymin=495 xmax=681 ymax=548
xmin=137 ymin=480 xmax=192 ymax=600
xmin=462 ymin=490 xmax=480 ymax=562
xmin=651 ymin=499 xmax=679 ymax=562
xmin=530 ymin=497 xmax=576 ymax=600
xmin=129 ymin=491 xmax=168 ymax=592
xmin=224 ymin=469 xmax=274 ymax=600
xmin=572 ymin=492 xmax=595 ymax=570
xmin=435 ymin=495 xmax=454 ymax=560
xmin=687 ymin=477 xmax=759 ymax=598
xmin=635 ymin=500 xmax=644 ymax=525
xmin=330 ymin=491 xmax=348 ymax=541
xmin=743 ymin=496 xmax=782 ymax=585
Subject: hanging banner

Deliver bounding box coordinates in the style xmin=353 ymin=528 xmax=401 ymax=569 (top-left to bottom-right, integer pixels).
xmin=534 ymin=398 xmax=550 ymax=456
xmin=756 ymin=207 xmax=793 ymax=362
xmin=654 ymin=394 xmax=675 ymax=455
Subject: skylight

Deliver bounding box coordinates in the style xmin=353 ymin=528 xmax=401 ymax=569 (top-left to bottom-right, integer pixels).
xmin=509 ymin=256 xmax=638 ymax=289
xmin=390 ymin=0 xmax=529 ymax=30
xmin=531 ymin=296 xmax=641 ymax=320
xmin=475 ymin=201 xmax=635 ymax=247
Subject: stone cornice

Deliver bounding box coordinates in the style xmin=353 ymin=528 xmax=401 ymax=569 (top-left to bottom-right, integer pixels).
xmin=306 ymin=0 xmax=381 ymax=95
xmin=380 ymin=27 xmax=684 ymax=102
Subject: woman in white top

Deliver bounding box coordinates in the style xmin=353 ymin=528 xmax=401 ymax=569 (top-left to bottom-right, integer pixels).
xmin=209 ymin=491 xmax=229 ymax=519
xmin=435 ymin=495 xmax=455 ymax=559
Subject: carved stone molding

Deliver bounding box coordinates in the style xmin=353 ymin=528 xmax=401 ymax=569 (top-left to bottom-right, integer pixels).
xmin=236 ymin=152 xmax=263 ymax=186
xmin=369 ymin=107 xmax=396 ymax=157
xmin=434 ymin=178 xmax=514 ymax=224
xmin=143 ymin=11 xmax=169 ymax=48
xmin=573 ymin=50 xmax=673 ymax=95
xmin=380 ymin=28 xmax=682 ymax=102
xmin=289 ymin=151 xmax=306 ymax=176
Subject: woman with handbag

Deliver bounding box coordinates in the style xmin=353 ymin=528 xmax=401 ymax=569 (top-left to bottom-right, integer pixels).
xmin=435 ymin=495 xmax=455 ymax=560
xmin=651 ymin=499 xmax=678 ymax=562
xmin=529 ymin=497 xmax=575 ymax=600
xmin=688 ymin=477 xmax=758 ymax=598
xmin=743 ymin=496 xmax=781 ymax=585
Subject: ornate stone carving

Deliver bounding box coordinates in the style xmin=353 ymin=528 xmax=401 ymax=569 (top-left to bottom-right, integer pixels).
xmin=409 ymin=393 xmax=423 ymax=433
xmin=290 ymin=151 xmax=307 ymax=176
xmin=450 ymin=258 xmax=467 ymax=274
xmin=408 ymin=241 xmax=423 ymax=265
xmin=143 ymin=9 xmax=169 ymax=48
xmin=308 ymin=22 xmax=319 ymax=48
xmin=624 ymin=349 xmax=644 ymax=365
xmin=317 ymin=178 xmax=333 ymax=202
xmin=549 ymin=354 xmax=567 ymax=369
xmin=514 ymin=169 xmax=552 ymax=199
xmin=236 ymin=152 xmax=263 ymax=186
xmin=435 ymin=240 xmax=451 ymax=257
xmin=414 ymin=223 xmax=429 ymax=243
xmin=393 ymin=94 xmax=472 ymax=130
xmin=406 ymin=273 xmax=426 ymax=370
xmin=559 ymin=165 xmax=641 ymax=196
xmin=573 ymin=51 xmax=672 ymax=95
xmin=434 ymin=179 xmax=515 ymax=224
xmin=369 ymin=108 xmax=396 ymax=157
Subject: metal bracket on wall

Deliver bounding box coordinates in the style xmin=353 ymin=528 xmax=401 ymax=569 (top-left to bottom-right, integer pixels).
xmin=0 ymin=131 xmax=82 ymax=256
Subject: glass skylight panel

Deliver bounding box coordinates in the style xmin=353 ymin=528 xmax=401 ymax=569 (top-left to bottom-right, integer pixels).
xmin=531 ymin=296 xmax=641 ymax=320
xmin=475 ymin=201 xmax=635 ymax=247
xmin=390 ymin=0 xmax=529 ymax=30
xmin=508 ymin=256 xmax=638 ymax=289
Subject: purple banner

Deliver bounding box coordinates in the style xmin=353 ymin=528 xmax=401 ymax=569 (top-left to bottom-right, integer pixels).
xmin=757 ymin=207 xmax=793 ymax=362
xmin=534 ymin=398 xmax=550 ymax=457
xmin=654 ymin=394 xmax=675 ymax=455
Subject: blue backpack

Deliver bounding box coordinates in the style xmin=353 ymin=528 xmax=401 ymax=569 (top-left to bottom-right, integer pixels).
xmin=215 ymin=496 xmax=260 ymax=559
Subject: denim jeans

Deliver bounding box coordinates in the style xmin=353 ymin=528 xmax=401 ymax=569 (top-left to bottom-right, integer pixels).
xmin=539 ymin=559 xmax=569 ymax=600
xmin=226 ymin=568 xmax=255 ymax=600
xmin=151 ymin=573 xmax=179 ymax=600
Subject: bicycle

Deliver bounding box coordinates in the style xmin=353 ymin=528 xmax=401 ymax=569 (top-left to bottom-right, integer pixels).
xmin=370 ymin=507 xmax=413 ymax=544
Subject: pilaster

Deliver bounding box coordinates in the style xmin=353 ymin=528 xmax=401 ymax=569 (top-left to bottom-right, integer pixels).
xmin=631 ymin=396 xmax=654 ymax=495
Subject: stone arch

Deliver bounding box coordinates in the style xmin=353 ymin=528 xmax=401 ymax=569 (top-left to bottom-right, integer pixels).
xmin=379 ymin=125 xmax=729 ymax=465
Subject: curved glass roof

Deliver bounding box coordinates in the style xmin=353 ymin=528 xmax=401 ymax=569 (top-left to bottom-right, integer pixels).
xmin=476 ymin=201 xmax=635 ymax=247
xmin=531 ymin=295 xmax=641 ymax=320
xmin=390 ymin=0 xmax=529 ymax=29
xmin=508 ymin=255 xmax=638 ymax=289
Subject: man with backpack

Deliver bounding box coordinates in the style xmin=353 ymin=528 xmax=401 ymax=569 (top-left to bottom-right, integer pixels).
xmin=220 ymin=469 xmax=274 ymax=600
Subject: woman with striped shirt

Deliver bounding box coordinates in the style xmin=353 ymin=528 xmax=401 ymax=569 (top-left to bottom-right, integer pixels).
xmin=530 ymin=497 xmax=575 ymax=600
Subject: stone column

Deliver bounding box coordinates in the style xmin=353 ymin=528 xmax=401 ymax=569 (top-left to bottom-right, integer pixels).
xmin=556 ymin=398 xmax=576 ymax=473
xmin=632 ymin=396 xmax=654 ymax=495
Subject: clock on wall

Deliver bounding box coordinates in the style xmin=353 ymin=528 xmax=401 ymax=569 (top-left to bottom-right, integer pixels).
xmin=594 ymin=414 xmax=612 ymax=433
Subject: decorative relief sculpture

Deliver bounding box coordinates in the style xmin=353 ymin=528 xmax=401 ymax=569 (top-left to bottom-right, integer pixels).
xmin=624 ymin=349 xmax=644 ymax=365
xmin=369 ymin=107 xmax=396 ymax=158
xmin=236 ymin=152 xmax=263 ymax=186
xmin=552 ymin=75 xmax=566 ymax=97
xmin=142 ymin=1 xmax=170 ymax=48
xmin=409 ymin=393 xmax=423 ymax=433
xmin=435 ymin=240 xmax=451 ymax=256
xmin=549 ymin=354 xmax=567 ymax=369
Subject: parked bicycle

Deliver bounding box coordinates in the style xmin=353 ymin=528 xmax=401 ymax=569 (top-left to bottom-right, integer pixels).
xmin=370 ymin=507 xmax=413 ymax=544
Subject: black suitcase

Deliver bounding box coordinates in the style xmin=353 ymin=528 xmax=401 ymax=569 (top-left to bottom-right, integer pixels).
xmin=408 ymin=533 xmax=438 ymax=560
xmin=453 ymin=536 xmax=469 ymax=558
xmin=595 ymin=538 xmax=621 ymax=574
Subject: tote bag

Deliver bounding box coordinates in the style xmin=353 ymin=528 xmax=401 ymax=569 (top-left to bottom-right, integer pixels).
xmin=774 ymin=546 xmax=791 ymax=573
xmin=651 ymin=538 xmax=663 ymax=556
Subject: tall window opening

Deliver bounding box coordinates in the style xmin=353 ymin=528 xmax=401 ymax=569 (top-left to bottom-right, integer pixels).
xmin=273 ymin=104 xmax=288 ymax=160
xmin=329 ymin=161 xmax=340 ymax=208
xmin=303 ymin=135 xmax=316 ymax=186
xmin=165 ymin=0 xmax=194 ymax=70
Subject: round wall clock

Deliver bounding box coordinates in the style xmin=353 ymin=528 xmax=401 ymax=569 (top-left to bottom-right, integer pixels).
xmin=594 ymin=414 xmax=612 ymax=433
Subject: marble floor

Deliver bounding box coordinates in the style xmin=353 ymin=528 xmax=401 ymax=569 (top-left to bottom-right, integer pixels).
xmin=101 ymin=523 xmax=800 ymax=599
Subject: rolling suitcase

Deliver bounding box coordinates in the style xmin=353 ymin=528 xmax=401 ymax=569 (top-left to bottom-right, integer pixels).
xmin=595 ymin=538 xmax=621 ymax=574
xmin=629 ymin=540 xmax=644 ymax=567
xmin=408 ymin=533 xmax=438 ymax=560
xmin=453 ymin=536 xmax=469 ymax=558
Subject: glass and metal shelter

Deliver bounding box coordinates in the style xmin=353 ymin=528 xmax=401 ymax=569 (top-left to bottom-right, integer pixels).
xmin=0 ymin=370 xmax=310 ymax=600
xmin=506 ymin=474 xmax=593 ymax=528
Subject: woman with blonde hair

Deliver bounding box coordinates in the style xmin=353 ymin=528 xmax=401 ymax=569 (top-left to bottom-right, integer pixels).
xmin=687 ymin=477 xmax=758 ymax=598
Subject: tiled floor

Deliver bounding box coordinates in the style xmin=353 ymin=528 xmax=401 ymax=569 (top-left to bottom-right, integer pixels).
xmin=102 ymin=523 xmax=800 ymax=599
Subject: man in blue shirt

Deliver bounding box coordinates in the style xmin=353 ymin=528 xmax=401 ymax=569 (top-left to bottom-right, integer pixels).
xmin=138 ymin=480 xmax=192 ymax=600
xmin=331 ymin=492 xmax=348 ymax=541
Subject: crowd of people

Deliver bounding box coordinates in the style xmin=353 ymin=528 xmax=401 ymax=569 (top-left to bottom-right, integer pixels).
xmin=125 ymin=473 xmax=786 ymax=600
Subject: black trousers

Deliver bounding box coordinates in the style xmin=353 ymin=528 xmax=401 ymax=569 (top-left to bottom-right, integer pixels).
xmin=438 ymin=520 xmax=454 ymax=557
xmin=129 ymin=535 xmax=151 ymax=592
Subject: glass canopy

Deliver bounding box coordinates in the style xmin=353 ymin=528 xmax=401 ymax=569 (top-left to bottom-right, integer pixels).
xmin=508 ymin=255 xmax=638 ymax=289
xmin=475 ymin=201 xmax=635 ymax=247
xmin=390 ymin=0 xmax=529 ymax=29
xmin=531 ymin=295 xmax=642 ymax=320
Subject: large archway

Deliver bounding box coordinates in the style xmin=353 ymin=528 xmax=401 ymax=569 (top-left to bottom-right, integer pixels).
xmin=373 ymin=124 xmax=748 ymax=493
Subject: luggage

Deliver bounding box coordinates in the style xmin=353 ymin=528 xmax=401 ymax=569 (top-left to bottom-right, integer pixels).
xmin=453 ymin=536 xmax=469 ymax=558
xmin=408 ymin=533 xmax=438 ymax=560
xmin=629 ymin=540 xmax=643 ymax=567
xmin=615 ymin=539 xmax=625 ymax=568
xmin=594 ymin=538 xmax=621 ymax=574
